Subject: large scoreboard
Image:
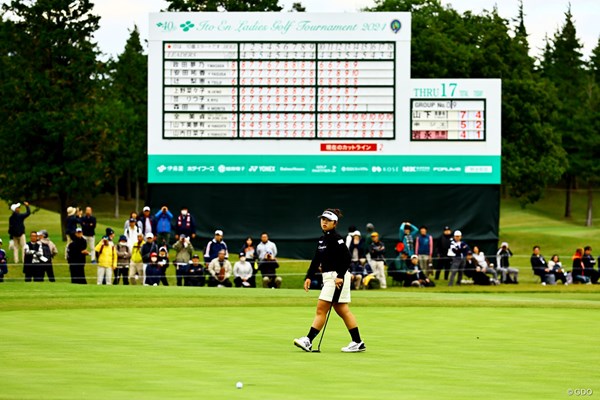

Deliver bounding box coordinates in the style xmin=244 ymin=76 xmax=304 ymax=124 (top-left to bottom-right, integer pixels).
xmin=148 ymin=13 xmax=501 ymax=184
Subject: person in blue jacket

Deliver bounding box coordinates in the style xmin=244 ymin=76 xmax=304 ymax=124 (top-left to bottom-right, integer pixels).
xmin=399 ymin=222 xmax=418 ymax=256
xmin=154 ymin=206 xmax=173 ymax=249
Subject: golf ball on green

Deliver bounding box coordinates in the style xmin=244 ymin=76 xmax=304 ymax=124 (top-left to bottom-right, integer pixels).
xmin=236 ymin=382 xmax=243 ymax=389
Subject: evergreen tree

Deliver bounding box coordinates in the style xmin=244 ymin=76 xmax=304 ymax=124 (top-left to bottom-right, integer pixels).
xmin=165 ymin=0 xmax=283 ymax=11
xmin=0 ymin=0 xmax=104 ymax=239
xmin=108 ymin=26 xmax=148 ymax=214
xmin=543 ymin=6 xmax=587 ymax=219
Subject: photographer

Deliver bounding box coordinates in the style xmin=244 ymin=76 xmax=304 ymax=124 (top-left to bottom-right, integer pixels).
xmin=173 ymin=234 xmax=194 ymax=286
xmin=447 ymin=230 xmax=470 ymax=286
xmin=154 ymin=206 xmax=173 ymax=249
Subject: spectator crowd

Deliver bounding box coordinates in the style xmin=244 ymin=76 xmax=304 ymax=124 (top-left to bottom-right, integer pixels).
xmin=2 ymin=203 xmax=599 ymax=288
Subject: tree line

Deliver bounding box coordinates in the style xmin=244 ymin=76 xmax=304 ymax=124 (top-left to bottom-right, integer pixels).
xmin=0 ymin=0 xmax=598 ymax=239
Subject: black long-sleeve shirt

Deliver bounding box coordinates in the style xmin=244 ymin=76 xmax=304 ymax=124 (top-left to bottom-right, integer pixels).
xmin=305 ymin=229 xmax=351 ymax=281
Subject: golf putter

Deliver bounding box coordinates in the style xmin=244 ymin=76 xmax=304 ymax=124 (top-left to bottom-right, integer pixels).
xmin=313 ymin=301 xmax=333 ymax=353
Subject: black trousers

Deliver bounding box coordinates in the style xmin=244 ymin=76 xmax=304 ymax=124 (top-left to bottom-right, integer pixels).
xmin=69 ymin=264 xmax=87 ymax=284
xmin=435 ymin=257 xmax=451 ymax=280
xmin=113 ymin=267 xmax=129 ymax=285
xmin=160 ymin=267 xmax=169 ymax=286
xmin=42 ymin=264 xmax=55 ymax=282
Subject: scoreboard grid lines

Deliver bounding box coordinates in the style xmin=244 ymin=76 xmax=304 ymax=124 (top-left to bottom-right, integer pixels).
xmin=409 ymin=98 xmax=487 ymax=142
xmin=162 ymin=40 xmax=397 ymax=140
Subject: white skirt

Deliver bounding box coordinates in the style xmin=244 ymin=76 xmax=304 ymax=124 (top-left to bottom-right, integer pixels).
xmin=318 ymin=271 xmax=352 ymax=304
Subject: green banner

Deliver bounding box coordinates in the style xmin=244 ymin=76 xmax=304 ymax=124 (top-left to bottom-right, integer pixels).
xmin=148 ymin=155 xmax=500 ymax=184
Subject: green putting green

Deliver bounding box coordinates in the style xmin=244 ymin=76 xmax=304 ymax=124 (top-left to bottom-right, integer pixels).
xmin=0 ymin=283 xmax=598 ymax=399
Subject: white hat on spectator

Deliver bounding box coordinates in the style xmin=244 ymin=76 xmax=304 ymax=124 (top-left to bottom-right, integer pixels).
xmin=215 ymin=229 xmax=223 ymax=236
xmin=145 ymin=232 xmax=154 ymax=239
xmin=143 ymin=206 xmax=150 ymax=212
xmin=352 ymin=230 xmax=361 ymax=237
xmin=501 ymin=242 xmax=509 ymax=247
xmin=67 ymin=206 xmax=76 ymax=216
xmin=453 ymin=230 xmax=462 ymax=237
xmin=10 ymin=203 xmax=21 ymax=212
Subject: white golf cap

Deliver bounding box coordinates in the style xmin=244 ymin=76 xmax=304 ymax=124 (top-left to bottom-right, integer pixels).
xmin=318 ymin=210 xmax=338 ymax=221
xmin=143 ymin=206 xmax=150 ymax=212
xmin=10 ymin=203 xmax=21 ymax=212
xmin=352 ymin=230 xmax=361 ymax=237
xmin=454 ymin=230 xmax=462 ymax=237
xmin=501 ymin=242 xmax=509 ymax=247
xmin=145 ymin=232 xmax=154 ymax=239
xmin=215 ymin=229 xmax=223 ymax=236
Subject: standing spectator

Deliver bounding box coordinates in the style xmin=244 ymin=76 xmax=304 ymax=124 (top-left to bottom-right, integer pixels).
xmin=157 ymin=246 xmax=170 ymax=286
xmin=548 ymin=255 xmax=568 ymax=284
xmin=496 ymin=242 xmax=519 ymax=284
xmin=129 ymin=232 xmax=145 ymax=285
xmin=435 ymin=226 xmax=453 ymax=280
xmin=66 ymin=228 xmax=89 ymax=284
xmin=154 ymin=206 xmax=173 ymax=248
xmin=448 ymin=230 xmax=470 ymax=286
xmin=345 ymin=225 xmax=357 ymax=248
xmin=65 ymin=207 xmax=80 ymax=242
xmin=233 ymin=252 xmax=255 ymax=287
xmin=530 ymin=245 xmax=555 ymax=285
xmin=204 ymin=229 xmax=228 ymax=266
xmin=173 ymin=234 xmax=194 ymax=286
xmin=368 ymin=232 xmax=387 ymax=289
xmin=207 ymin=249 xmax=233 ymax=287
xmin=399 ymin=222 xmax=418 ymax=256
xmin=8 ymin=201 xmax=31 ymax=264
xmin=256 ymin=232 xmax=277 ymax=262
xmin=187 ymin=254 xmax=206 ymax=287
xmin=139 ymin=206 xmax=155 ymax=236
xmin=415 ymin=225 xmax=434 ymax=277
xmin=472 ymin=245 xmax=499 ymax=281
xmin=124 ymin=217 xmax=143 ymax=248
xmin=114 ymin=235 xmax=131 ymax=285
xmin=94 ymin=236 xmax=116 ymax=285
xmin=38 ymin=230 xmax=58 ymax=282
xmin=80 ymin=207 xmax=97 ymax=263
xmin=572 ymin=248 xmax=600 ymax=284
xmin=175 ymin=206 xmax=197 ymax=240
xmin=348 ymin=231 xmax=367 ymax=289
xmin=364 ymin=223 xmax=375 ymax=264
xmin=0 ymin=239 xmax=8 ymax=282
xmin=123 ymin=211 xmax=143 ymax=233
xmin=24 ymin=231 xmax=44 ymax=282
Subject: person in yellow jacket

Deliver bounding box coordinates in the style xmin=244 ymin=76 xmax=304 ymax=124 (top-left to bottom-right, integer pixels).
xmin=95 ymin=236 xmax=117 ymax=285
xmin=129 ymin=232 xmax=145 ymax=285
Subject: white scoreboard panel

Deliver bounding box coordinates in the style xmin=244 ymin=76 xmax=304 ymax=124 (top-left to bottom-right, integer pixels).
xmin=148 ymin=13 xmax=501 ymax=184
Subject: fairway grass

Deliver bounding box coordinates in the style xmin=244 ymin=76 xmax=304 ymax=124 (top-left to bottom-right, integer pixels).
xmin=1 ymin=284 xmax=599 ymax=399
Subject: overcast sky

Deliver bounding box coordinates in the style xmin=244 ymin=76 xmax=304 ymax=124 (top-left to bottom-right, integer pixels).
xmin=9 ymin=0 xmax=600 ymax=60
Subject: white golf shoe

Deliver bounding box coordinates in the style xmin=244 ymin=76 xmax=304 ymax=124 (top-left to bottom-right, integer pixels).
xmin=293 ymin=336 xmax=312 ymax=352
xmin=341 ymin=341 xmax=366 ymax=353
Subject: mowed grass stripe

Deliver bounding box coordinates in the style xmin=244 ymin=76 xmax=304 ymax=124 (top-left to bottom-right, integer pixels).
xmin=0 ymin=306 xmax=597 ymax=399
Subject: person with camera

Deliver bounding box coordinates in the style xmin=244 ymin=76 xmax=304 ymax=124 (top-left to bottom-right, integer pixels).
xmin=173 ymin=234 xmax=194 ymax=286
xmin=154 ymin=205 xmax=173 ymax=249
xmin=94 ymin=235 xmax=116 ymax=285
xmin=448 ymin=230 xmax=470 ymax=286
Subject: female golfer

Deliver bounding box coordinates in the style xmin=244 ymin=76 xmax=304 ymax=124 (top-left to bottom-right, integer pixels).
xmin=294 ymin=208 xmax=366 ymax=352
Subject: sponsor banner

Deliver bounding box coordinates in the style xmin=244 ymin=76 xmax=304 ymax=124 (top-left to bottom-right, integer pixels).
xmin=149 ymin=154 xmax=500 ymax=184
